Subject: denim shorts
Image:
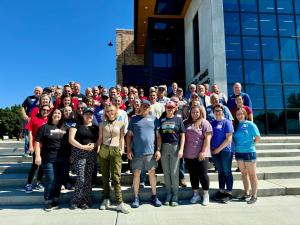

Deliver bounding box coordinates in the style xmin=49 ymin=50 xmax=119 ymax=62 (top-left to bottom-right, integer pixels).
xmin=235 ymin=152 xmax=256 ymax=162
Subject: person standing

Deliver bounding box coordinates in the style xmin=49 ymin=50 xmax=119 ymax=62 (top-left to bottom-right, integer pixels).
xmin=68 ymin=108 xmax=99 ymax=209
xmin=34 ymin=108 xmax=67 ymax=211
xmin=21 ymin=86 xmax=43 ymax=156
xmin=127 ymin=100 xmax=162 ymax=208
xmin=227 ymin=82 xmax=252 ymax=111
xmin=24 ymin=105 xmax=50 ymax=193
xmin=211 ymin=104 xmax=234 ymax=203
xmin=98 ymin=104 xmax=130 ymax=214
xmin=184 ymin=105 xmax=212 ymax=206
xmin=233 ymin=108 xmax=261 ymax=204
xmin=159 ymin=101 xmax=185 ymax=206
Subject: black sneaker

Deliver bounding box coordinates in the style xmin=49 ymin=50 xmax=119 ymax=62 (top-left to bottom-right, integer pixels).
xmin=69 ymin=204 xmax=78 ymax=210
xmin=237 ymin=194 xmax=251 ymax=201
xmin=80 ymin=204 xmax=89 ymax=210
xmin=214 ymin=191 xmax=226 ymax=201
xmin=247 ymin=196 xmax=257 ymax=204
xmin=44 ymin=201 xmax=57 ymax=212
xmin=221 ymin=193 xmax=233 ymax=204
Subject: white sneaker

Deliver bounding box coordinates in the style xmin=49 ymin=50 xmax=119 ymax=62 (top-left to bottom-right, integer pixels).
xmin=190 ymin=193 xmax=201 ymax=204
xmin=202 ymin=193 xmax=210 ymax=206
xmin=100 ymin=199 xmax=110 ymax=210
xmin=116 ymin=202 xmax=130 ymax=214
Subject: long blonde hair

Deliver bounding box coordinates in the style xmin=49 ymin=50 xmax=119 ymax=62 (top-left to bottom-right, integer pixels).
xmin=104 ymin=104 xmax=118 ymax=121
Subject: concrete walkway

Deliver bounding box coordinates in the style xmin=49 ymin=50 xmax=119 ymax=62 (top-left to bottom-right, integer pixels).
xmin=0 ymin=196 xmax=299 ymax=225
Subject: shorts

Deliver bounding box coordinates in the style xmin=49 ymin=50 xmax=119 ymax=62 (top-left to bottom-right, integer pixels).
xmin=131 ymin=154 xmax=158 ymax=172
xmin=235 ymin=152 xmax=256 ymax=162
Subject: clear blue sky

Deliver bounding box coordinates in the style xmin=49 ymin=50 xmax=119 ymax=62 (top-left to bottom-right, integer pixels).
xmin=0 ymin=0 xmax=133 ymax=108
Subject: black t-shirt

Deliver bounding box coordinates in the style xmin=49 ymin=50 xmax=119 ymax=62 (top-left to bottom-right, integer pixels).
xmin=35 ymin=124 xmax=67 ymax=162
xmin=74 ymin=124 xmax=99 ymax=145
xmin=22 ymin=95 xmax=39 ymax=116
xmin=72 ymin=93 xmax=85 ymax=102
xmin=159 ymin=115 xmax=186 ymax=144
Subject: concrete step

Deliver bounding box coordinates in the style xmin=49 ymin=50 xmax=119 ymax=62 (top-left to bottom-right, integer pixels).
xmin=254 ymin=157 xmax=300 ymax=167
xmin=256 ymin=143 xmax=300 ymax=150
xmin=1 ymin=156 xmax=300 ymax=175
xmin=256 ymin=149 xmax=300 ymax=157
xmin=3 ymin=166 xmax=300 ymax=188
xmin=260 ymin=136 xmax=300 ymax=144
xmin=0 ymin=179 xmax=294 ymax=206
xmin=1 ymin=149 xmax=300 ymax=165
xmin=0 ymin=156 xmax=32 ymax=163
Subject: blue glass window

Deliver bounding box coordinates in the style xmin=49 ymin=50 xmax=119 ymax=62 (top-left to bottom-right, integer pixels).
xmin=261 ymin=37 xmax=279 ymax=59
xmin=241 ymin=13 xmax=258 ymax=35
xmin=280 ymin=38 xmax=298 ymax=60
xmin=277 ymin=0 xmax=293 ymax=14
xmin=226 ymin=60 xmax=243 ymax=83
xmin=282 ymin=62 xmax=300 ymax=84
xmin=278 ymin=15 xmax=296 ymax=36
xmin=260 ymin=14 xmax=277 ymax=36
xmin=296 ymin=16 xmax=300 ymax=36
xmin=245 ymin=85 xmax=265 ymax=109
xmin=284 ymin=86 xmax=300 ymax=108
xmin=153 ymin=53 xmax=173 ymax=68
xmin=224 ymin=13 xmax=240 ymax=34
xmin=295 ymin=0 xmax=300 ymax=14
xmin=265 ymin=85 xmax=284 ymax=109
xmin=263 ymin=61 xmax=281 ymax=83
xmin=223 ymin=0 xmax=239 ymax=11
xmin=244 ymin=60 xmax=262 ymax=84
xmin=225 ymin=36 xmax=242 ymax=59
xmin=259 ymin=0 xmax=275 ymax=13
xmin=266 ymin=110 xmax=285 ymax=134
xmin=243 ymin=37 xmax=260 ymax=59
xmin=240 ymin=0 xmax=257 ymax=12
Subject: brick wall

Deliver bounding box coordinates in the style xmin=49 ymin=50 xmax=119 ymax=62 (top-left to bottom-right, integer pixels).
xmin=116 ymin=29 xmax=144 ymax=84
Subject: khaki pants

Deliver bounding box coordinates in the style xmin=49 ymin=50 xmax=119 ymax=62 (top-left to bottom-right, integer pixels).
xmin=98 ymin=144 xmax=123 ymax=203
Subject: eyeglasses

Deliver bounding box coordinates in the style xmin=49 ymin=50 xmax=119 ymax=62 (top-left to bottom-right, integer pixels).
xmin=77 ymin=107 xmax=84 ymax=110
xmin=141 ymin=104 xmax=150 ymax=108
xmin=41 ymin=109 xmax=50 ymax=112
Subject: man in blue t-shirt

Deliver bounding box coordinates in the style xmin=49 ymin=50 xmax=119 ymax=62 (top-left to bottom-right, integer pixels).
xmin=206 ymin=94 xmax=233 ymax=123
xmin=20 ymin=86 xmax=43 ymax=156
xmin=227 ymin=82 xmax=252 ymax=111
xmin=127 ymin=100 xmax=162 ymax=208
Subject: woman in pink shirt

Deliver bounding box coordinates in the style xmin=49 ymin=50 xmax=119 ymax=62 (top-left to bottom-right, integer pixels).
xmin=183 ymin=105 xmax=212 ymax=206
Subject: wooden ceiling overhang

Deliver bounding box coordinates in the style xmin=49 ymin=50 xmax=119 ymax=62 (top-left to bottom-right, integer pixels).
xmin=134 ymin=0 xmax=191 ymax=54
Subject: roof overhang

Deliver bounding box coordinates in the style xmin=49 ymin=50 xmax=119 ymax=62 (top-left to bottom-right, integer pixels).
xmin=134 ymin=0 xmax=191 ymax=54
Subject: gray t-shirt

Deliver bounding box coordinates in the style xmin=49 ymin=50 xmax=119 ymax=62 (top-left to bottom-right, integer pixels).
xmin=128 ymin=115 xmax=159 ymax=156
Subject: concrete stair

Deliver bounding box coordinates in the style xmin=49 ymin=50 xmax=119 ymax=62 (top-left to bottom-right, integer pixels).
xmin=0 ymin=136 xmax=300 ymax=206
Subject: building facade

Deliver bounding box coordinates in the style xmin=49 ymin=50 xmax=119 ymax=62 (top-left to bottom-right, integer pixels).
xmin=117 ymin=0 xmax=300 ymax=134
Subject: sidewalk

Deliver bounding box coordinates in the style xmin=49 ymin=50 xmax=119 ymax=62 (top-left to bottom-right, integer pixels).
xmin=1 ymin=196 xmax=299 ymax=225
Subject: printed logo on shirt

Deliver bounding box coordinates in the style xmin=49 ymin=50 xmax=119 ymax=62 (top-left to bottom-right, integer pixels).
xmin=50 ymin=129 xmax=66 ymax=136
xmin=162 ymin=121 xmax=175 ymax=134
xmin=176 ymin=114 xmax=182 ymax=118
xmin=216 ymin=124 xmax=223 ymax=129
xmin=147 ymin=118 xmax=154 ymax=122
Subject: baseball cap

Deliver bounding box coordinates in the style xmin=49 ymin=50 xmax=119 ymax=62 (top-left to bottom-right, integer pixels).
xmin=83 ymin=107 xmax=94 ymax=114
xmin=165 ymin=101 xmax=176 ymax=108
xmin=141 ymin=99 xmax=151 ymax=106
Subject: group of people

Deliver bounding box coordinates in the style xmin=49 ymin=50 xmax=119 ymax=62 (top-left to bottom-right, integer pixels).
xmin=20 ymin=81 xmax=261 ymax=213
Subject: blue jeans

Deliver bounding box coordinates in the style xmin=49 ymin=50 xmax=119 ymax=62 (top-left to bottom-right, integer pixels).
xmin=42 ymin=161 xmax=64 ymax=201
xmin=212 ymin=151 xmax=233 ymax=192
xmin=179 ymin=158 xmax=185 ymax=180
xmin=24 ymin=129 xmax=29 ymax=154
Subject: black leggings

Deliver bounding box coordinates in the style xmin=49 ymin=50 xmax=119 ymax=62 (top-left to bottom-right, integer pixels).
xmin=27 ymin=152 xmax=44 ymax=184
xmin=185 ymin=158 xmax=209 ymax=191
